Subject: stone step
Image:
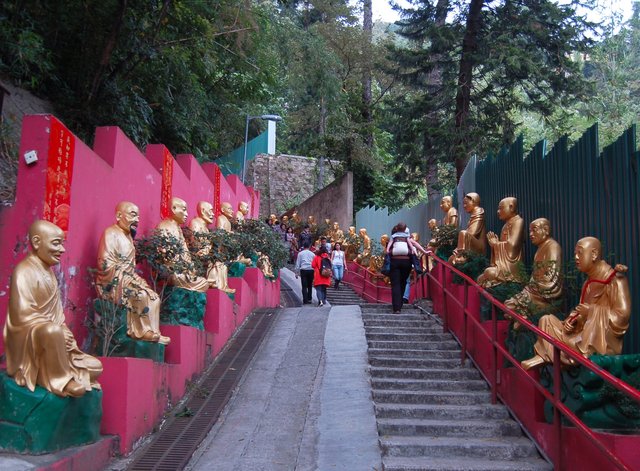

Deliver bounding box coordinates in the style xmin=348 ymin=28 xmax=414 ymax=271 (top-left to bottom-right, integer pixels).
xmin=363 ymin=320 xmax=440 ymax=328
xmin=382 ymin=456 xmax=552 ymax=471
xmin=372 ymin=378 xmax=488 ymax=392
xmin=368 ymin=340 xmax=459 ymax=350
xmin=375 ymin=403 xmax=509 ymax=421
xmin=370 ymin=366 xmax=481 ymax=380
xmin=377 ymin=418 xmax=522 ymax=438
xmin=364 ymin=325 xmax=444 ymax=334
xmin=362 ymin=312 xmax=424 ymax=320
xmin=373 ymin=389 xmax=491 ymax=405
xmin=380 ymin=436 xmax=540 ymax=460
xmin=369 ymin=356 xmax=471 ymax=370
xmin=368 ymin=349 xmax=461 ymax=360
xmin=366 ymin=332 xmax=453 ymax=342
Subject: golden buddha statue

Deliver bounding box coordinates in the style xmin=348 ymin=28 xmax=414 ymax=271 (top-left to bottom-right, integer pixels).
xmin=281 ymin=215 xmax=289 ymax=226
xmin=291 ymin=212 xmax=302 ymax=225
xmin=189 ymin=201 xmax=235 ymax=294
xmin=329 ymin=221 xmax=345 ymax=244
xmin=217 ymin=201 xmax=252 ymax=266
xmin=4 ymin=220 xmax=103 ymax=397
xmin=236 ymin=201 xmax=249 ymax=222
xmin=522 ymin=237 xmax=631 ymax=370
xmin=450 ymin=192 xmax=486 ymax=264
xmin=97 ymin=202 xmax=171 ymax=345
xmin=477 ymin=197 xmax=525 ymax=287
xmin=505 ymin=218 xmax=563 ymax=328
xmin=345 ymin=226 xmax=359 ymax=261
xmin=441 ymin=196 xmax=459 ymax=227
xmin=368 ymin=234 xmax=390 ymax=277
xmin=412 ymin=232 xmax=428 ymax=272
xmin=356 ymin=228 xmax=372 ymax=266
xmin=256 ymin=251 xmax=275 ymax=278
xmin=156 ymin=197 xmax=209 ymax=292
xmin=269 ymin=214 xmax=278 ymax=226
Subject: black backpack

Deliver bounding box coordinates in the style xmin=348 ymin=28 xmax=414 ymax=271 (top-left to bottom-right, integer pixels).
xmin=320 ymin=257 xmax=332 ymax=277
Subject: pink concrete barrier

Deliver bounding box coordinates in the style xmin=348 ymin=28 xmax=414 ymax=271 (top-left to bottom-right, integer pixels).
xmin=228 ymin=277 xmax=257 ymax=325
xmin=204 ymin=289 xmax=237 ymax=356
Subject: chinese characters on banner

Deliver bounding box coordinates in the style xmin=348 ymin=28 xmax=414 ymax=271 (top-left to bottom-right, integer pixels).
xmin=44 ymin=118 xmax=75 ymax=232
xmin=213 ymin=165 xmax=221 ymax=218
xmin=159 ymin=148 xmax=174 ymax=219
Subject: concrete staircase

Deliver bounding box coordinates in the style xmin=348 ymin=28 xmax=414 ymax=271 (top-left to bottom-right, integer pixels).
xmin=361 ymin=304 xmax=552 ymax=471
xmin=325 ymin=282 xmax=365 ymax=305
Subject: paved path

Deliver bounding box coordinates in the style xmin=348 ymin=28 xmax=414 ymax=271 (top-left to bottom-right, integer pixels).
xmin=186 ymin=272 xmax=381 ymax=471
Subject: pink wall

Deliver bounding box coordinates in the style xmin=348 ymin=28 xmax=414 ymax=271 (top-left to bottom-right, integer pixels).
xmin=0 ymin=115 xmax=260 ymax=357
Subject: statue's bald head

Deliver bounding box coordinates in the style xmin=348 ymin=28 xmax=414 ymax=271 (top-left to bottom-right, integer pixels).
xmin=428 ymin=218 xmax=437 ymax=230
xmin=531 ymin=218 xmax=551 ymax=235
xmin=577 ymin=237 xmax=601 ymax=255
xmin=116 ymin=201 xmax=137 ymax=214
xmin=465 ymin=193 xmax=480 ymax=206
xmin=170 ymin=197 xmax=188 ymax=224
xmin=197 ymin=201 xmax=214 ymax=224
xmin=575 ymin=236 xmax=602 ymax=273
xmin=29 ymin=220 xmax=65 ymax=266
xmin=115 ymin=201 xmax=140 ymax=235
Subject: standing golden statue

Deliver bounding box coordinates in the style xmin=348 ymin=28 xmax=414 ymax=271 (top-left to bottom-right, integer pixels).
xmin=4 ymin=220 xmax=102 ymax=397
xmin=477 ymin=197 xmax=525 ymax=287
xmin=440 ymin=196 xmax=459 ymax=227
xmin=189 ymin=201 xmax=235 ymax=294
xmin=345 ymin=226 xmax=359 ymax=261
xmin=505 ymin=218 xmax=563 ymax=327
xmin=236 ymin=201 xmax=249 ymax=222
xmin=450 ymin=193 xmax=486 ymax=263
xmin=96 ymin=202 xmax=171 ymax=345
xmin=356 ymin=228 xmax=372 ymax=266
xmin=156 ymin=197 xmax=209 ymax=292
xmin=368 ymin=234 xmax=390 ymax=277
xmin=522 ymin=237 xmax=631 ymax=370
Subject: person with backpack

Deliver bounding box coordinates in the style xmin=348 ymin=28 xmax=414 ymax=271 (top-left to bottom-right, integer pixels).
xmin=386 ymin=222 xmax=429 ymax=313
xmin=312 ymin=245 xmax=332 ymax=306
xmin=330 ymin=242 xmax=346 ymax=289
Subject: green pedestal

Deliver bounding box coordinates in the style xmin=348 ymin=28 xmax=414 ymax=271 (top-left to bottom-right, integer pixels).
xmin=0 ymin=373 xmax=102 ymax=454
xmin=160 ymin=286 xmax=206 ymax=330
xmin=540 ymin=354 xmax=640 ymax=430
xmin=93 ymin=300 xmax=165 ymax=362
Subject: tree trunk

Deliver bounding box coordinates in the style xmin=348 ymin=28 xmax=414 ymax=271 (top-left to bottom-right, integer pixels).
xmin=362 ymin=0 xmax=373 ymax=148
xmin=454 ymin=0 xmax=484 ymax=181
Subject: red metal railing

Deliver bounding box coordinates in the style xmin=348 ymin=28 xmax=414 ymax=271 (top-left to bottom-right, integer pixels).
xmin=415 ymin=255 xmax=640 ymax=471
xmin=342 ymin=261 xmax=391 ymax=303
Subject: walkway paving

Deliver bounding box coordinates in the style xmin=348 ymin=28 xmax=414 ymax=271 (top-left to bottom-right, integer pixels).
xmin=185 ymin=268 xmax=381 ymax=470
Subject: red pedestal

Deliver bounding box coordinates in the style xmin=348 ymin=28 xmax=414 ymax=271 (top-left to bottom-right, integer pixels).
xmin=228 ymin=277 xmax=256 ymax=325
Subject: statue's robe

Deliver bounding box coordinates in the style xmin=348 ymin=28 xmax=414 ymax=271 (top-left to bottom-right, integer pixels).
xmin=189 ymin=217 xmax=233 ymax=292
xmin=443 ymin=207 xmax=459 ymax=227
xmin=156 ymin=219 xmax=209 ymax=293
xmin=96 ymin=224 xmax=161 ymax=340
xmin=505 ymin=237 xmax=563 ymax=316
xmin=4 ymin=254 xmax=102 ymax=396
xmin=533 ymin=263 xmax=631 ymax=365
xmin=479 ymin=215 xmax=525 ymax=287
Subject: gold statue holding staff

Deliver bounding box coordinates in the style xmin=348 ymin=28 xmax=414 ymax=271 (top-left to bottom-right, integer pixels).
xmin=477 ymin=197 xmax=525 ymax=287
xmin=522 ymin=237 xmax=631 ymax=369
xmin=189 ymin=201 xmax=235 ymax=294
xmin=4 ymin=220 xmax=102 ymax=397
xmin=156 ymin=197 xmax=209 ymax=292
xmin=97 ymin=202 xmax=171 ymax=345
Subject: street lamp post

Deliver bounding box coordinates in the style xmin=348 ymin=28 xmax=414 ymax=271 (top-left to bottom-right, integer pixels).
xmin=242 ymin=114 xmax=283 ymax=184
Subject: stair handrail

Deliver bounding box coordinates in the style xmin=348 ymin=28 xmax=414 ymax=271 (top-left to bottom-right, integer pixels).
xmin=418 ymin=254 xmax=640 ymax=471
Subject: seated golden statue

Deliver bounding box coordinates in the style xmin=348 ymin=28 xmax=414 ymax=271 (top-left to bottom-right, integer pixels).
xmin=449 ymin=192 xmax=486 ymax=264
xmin=505 ymin=218 xmax=562 ymax=328
xmin=441 ymin=196 xmax=459 ymax=227
xmin=269 ymin=214 xmax=278 ymax=226
xmin=256 ymin=251 xmax=275 ymax=278
xmin=345 ymin=226 xmax=359 ymax=261
xmin=96 ymin=202 xmax=170 ymax=345
xmin=4 ymin=220 xmax=102 ymax=397
xmin=189 ymin=201 xmax=235 ymax=294
xmin=356 ymin=228 xmax=372 ymax=266
xmin=329 ymin=221 xmax=345 ymax=244
xmin=477 ymin=197 xmax=525 ymax=287
xmin=156 ymin=197 xmax=209 ymax=292
xmin=217 ymin=201 xmax=252 ymax=265
xmin=236 ymin=201 xmax=249 ymax=222
xmin=522 ymin=237 xmax=631 ymax=370
xmin=368 ymin=234 xmax=390 ymax=279
xmin=281 ymin=215 xmax=289 ymax=226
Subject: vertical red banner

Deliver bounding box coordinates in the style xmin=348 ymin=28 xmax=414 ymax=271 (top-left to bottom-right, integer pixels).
xmin=44 ymin=117 xmax=75 ymax=232
xmin=213 ymin=165 xmax=221 ymax=217
xmin=248 ymin=187 xmax=255 ymax=219
xmin=160 ymin=148 xmax=174 ymax=219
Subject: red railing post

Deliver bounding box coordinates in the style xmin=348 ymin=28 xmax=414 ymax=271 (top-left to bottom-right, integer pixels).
xmin=461 ymin=281 xmax=468 ymax=365
xmin=491 ymin=303 xmax=497 ymax=404
xmin=553 ymin=347 xmax=563 ymax=470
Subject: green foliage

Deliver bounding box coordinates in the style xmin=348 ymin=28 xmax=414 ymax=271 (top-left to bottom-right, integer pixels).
xmin=233 ymin=219 xmax=289 ymax=270
xmin=434 ymin=224 xmax=458 ymax=255
xmin=452 ymin=251 xmax=489 ymax=284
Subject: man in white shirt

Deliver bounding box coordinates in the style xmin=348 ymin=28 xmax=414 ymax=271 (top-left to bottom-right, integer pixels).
xmin=295 ymin=242 xmax=316 ymax=304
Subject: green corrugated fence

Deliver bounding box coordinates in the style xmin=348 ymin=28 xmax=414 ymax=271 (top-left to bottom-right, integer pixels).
xmin=215 ymin=130 xmax=269 ymax=176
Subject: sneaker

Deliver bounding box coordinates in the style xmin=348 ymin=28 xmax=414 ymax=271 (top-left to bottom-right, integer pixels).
xmin=402 ymin=297 xmax=409 ymax=304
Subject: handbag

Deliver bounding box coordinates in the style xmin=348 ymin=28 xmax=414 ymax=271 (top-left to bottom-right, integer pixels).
xmin=381 ymin=254 xmax=391 ymax=276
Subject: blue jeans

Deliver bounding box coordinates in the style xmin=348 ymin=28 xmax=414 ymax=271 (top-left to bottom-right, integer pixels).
xmin=332 ymin=264 xmax=344 ymax=281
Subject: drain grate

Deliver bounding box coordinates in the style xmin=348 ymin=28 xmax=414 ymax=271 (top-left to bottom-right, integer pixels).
xmin=127 ymin=308 xmax=279 ymax=471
